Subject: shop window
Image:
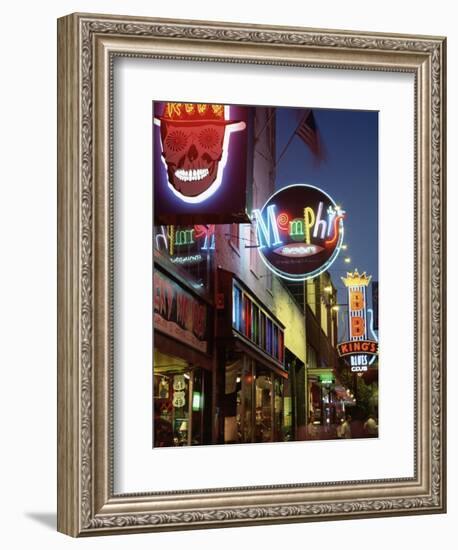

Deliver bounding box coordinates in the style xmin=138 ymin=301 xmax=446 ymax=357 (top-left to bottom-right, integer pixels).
xmin=255 ymin=367 xmax=273 ymax=443
xmin=153 ymin=349 xmax=204 ymax=447
xmin=274 ymin=377 xmax=285 ymax=442
xmin=224 ymin=356 xmax=253 ymax=443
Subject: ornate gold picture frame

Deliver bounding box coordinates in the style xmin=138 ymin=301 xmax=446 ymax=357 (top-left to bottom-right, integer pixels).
xmin=57 ymin=13 xmax=446 ymax=536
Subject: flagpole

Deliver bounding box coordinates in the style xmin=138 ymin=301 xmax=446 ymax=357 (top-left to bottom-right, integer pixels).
xmin=275 ymin=110 xmax=309 ymax=167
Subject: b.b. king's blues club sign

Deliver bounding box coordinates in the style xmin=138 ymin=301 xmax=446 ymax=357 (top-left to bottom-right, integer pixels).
xmin=337 ymin=270 xmax=379 ymax=372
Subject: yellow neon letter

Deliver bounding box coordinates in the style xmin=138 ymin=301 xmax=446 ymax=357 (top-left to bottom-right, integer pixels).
xmin=304 ymin=207 xmax=315 ymax=244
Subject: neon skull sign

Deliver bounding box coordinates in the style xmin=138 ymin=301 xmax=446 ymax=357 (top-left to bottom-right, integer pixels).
xmin=155 ymin=103 xmax=246 ymax=203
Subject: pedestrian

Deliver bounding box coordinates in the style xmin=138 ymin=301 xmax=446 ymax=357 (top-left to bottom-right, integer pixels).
xmin=307 ymin=413 xmax=320 ymax=440
xmin=364 ymin=414 xmax=378 ymax=437
xmin=339 ymin=415 xmax=352 ymax=439
xmin=336 ymin=418 xmax=344 ymax=438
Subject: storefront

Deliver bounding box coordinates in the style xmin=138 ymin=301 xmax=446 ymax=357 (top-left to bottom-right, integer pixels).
xmin=153 ymin=267 xmax=212 ymax=447
xmin=306 ymin=368 xmax=351 ymax=439
xmin=216 ymin=270 xmax=289 ymax=444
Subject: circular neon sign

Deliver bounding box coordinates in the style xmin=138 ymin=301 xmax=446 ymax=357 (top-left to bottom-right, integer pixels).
xmin=253 ymin=184 xmax=345 ymax=281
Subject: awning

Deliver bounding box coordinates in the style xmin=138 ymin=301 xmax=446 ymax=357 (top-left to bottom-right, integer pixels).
xmin=154 ymin=330 xmax=213 ymax=371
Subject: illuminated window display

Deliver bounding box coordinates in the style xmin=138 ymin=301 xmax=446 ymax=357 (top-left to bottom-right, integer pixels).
xmin=153 ymin=349 xmax=206 ymax=447
xmin=224 ymin=355 xmax=253 ymax=444
xmin=223 ymin=355 xmax=288 ymax=444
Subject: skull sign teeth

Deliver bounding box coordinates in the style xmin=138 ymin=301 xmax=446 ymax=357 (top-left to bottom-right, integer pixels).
xmin=160 ymin=121 xmax=226 ymax=197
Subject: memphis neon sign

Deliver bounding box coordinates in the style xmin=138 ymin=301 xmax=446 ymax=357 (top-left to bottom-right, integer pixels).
xmin=337 ymin=270 xmax=378 ymax=372
xmin=252 ymin=184 xmax=345 ymax=281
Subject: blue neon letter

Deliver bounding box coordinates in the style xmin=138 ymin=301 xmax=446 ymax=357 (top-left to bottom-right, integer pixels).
xmin=252 ymin=204 xmax=282 ymax=249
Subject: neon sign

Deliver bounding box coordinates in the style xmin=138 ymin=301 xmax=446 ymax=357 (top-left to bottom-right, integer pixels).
xmin=252 ymin=184 xmax=345 ymax=281
xmin=154 ymin=103 xmax=246 ymax=204
xmin=154 ymin=224 xmax=215 ymax=266
xmin=337 ymin=270 xmax=378 ymax=372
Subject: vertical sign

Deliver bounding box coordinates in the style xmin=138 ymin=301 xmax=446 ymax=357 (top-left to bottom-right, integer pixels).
xmin=337 ymin=270 xmax=378 ymax=372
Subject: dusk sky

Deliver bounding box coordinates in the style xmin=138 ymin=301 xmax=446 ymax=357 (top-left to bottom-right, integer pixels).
xmin=275 ymin=107 xmax=379 ymax=337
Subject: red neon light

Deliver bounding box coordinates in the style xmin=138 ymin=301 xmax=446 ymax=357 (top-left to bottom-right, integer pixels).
xmin=194 ymin=224 xmax=215 ymax=239
xmin=325 ymin=214 xmax=345 ymax=246
xmin=276 ymin=212 xmax=290 ymax=231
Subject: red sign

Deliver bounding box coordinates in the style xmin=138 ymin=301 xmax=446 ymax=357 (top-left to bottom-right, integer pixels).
xmin=339 ymin=270 xmax=378 ymax=372
xmin=153 ymin=102 xmax=252 ymax=225
xmin=154 ymin=270 xmax=208 ymax=353
xmin=337 ymin=340 xmax=378 ymax=357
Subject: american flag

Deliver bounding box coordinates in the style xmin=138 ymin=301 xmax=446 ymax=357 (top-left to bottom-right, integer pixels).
xmin=295 ymin=109 xmax=324 ymax=161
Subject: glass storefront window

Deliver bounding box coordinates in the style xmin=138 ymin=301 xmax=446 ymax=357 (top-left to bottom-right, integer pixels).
xmin=255 ymin=367 xmax=273 ymax=443
xmin=224 ymin=355 xmax=253 ymax=443
xmin=153 ymin=349 xmax=204 ymax=447
xmin=274 ymin=377 xmax=284 ymax=441
xmin=224 ymin=355 xmax=287 ymax=444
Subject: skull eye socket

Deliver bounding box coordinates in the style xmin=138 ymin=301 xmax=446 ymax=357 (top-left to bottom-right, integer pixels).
xmin=198 ymin=127 xmax=220 ymax=149
xmin=165 ymin=130 xmax=188 ymax=152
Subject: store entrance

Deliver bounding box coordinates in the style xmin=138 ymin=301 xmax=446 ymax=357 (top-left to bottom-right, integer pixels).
xmin=153 ymin=349 xmax=206 ymax=447
xmin=223 ymin=352 xmax=288 ymax=444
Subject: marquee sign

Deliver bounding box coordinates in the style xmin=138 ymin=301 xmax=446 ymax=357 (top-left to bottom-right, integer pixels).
xmin=154 ymin=270 xmax=208 ymax=353
xmin=337 ymin=270 xmax=378 ymax=372
xmin=252 ymin=184 xmax=345 ymax=281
